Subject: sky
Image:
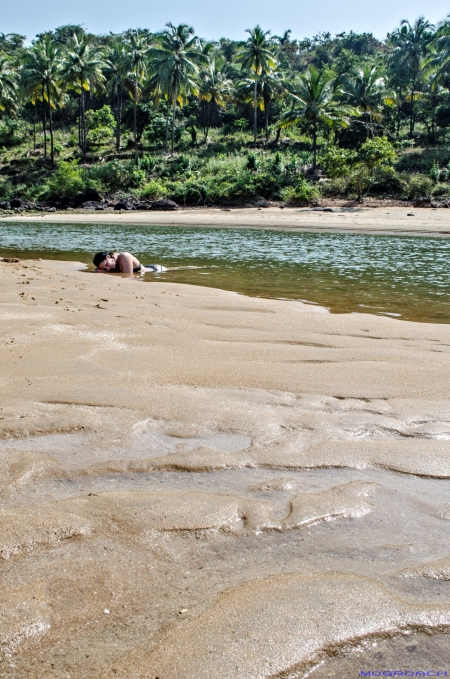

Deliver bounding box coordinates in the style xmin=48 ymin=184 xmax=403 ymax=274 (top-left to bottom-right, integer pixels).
xmin=2 ymin=0 xmax=450 ymax=43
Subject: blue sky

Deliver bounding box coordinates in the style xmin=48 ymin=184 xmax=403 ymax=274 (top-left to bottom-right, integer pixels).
xmin=2 ymin=0 xmax=449 ymax=42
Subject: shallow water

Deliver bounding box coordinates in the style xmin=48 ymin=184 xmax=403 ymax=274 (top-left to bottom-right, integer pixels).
xmin=1 ymin=222 xmax=450 ymax=322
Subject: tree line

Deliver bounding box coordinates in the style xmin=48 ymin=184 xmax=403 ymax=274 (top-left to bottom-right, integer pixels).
xmin=1 ymin=16 xmax=450 ymax=171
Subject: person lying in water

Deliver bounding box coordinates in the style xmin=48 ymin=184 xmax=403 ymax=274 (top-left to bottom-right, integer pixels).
xmin=93 ymin=252 xmax=166 ymax=274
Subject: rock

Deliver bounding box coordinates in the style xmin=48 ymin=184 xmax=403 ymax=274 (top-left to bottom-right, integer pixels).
xmin=9 ymin=198 xmax=23 ymax=208
xmin=407 ymin=212 xmax=415 ymax=216
xmin=74 ymin=188 xmax=104 ymax=207
xmin=48 ymin=207 xmax=56 ymax=212
xmin=114 ymin=201 xmax=133 ymax=211
xmin=134 ymin=203 xmax=150 ymax=211
xmin=311 ymin=207 xmax=334 ymax=212
xmin=304 ymin=166 xmax=324 ymax=181
xmin=412 ymin=197 xmax=432 ymax=208
xmin=0 ymin=202 xmax=11 ymax=210
xmin=150 ymin=199 xmax=179 ymax=211
xmin=81 ymin=201 xmax=105 ymax=210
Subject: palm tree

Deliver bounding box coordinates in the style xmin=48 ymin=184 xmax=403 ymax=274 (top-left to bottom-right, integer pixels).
xmin=61 ymin=34 xmax=106 ymax=160
xmin=237 ymin=26 xmax=277 ymax=145
xmin=424 ymin=17 xmax=450 ymax=88
xmin=273 ymin=30 xmax=292 ymax=48
xmin=105 ymin=41 xmax=129 ymax=150
xmin=124 ymin=31 xmax=149 ymax=149
xmin=343 ymin=64 xmax=393 ymax=138
xmin=0 ymin=54 xmax=18 ymax=115
xmin=151 ymin=23 xmax=206 ymax=153
xmin=22 ymin=36 xmax=63 ymax=167
xmin=277 ymin=65 xmax=356 ymax=169
xmin=390 ymin=17 xmax=434 ymax=138
xmin=238 ymin=68 xmax=285 ymax=141
xmin=199 ymin=57 xmax=232 ymax=141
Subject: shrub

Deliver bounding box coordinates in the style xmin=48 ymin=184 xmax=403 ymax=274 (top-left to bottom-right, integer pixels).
xmin=245 ymin=152 xmax=258 ymax=171
xmin=137 ymin=154 xmax=156 ymax=172
xmin=138 ymin=180 xmax=166 ymax=200
xmin=143 ymin=116 xmax=167 ymax=145
xmin=320 ymin=146 xmax=356 ymax=178
xmin=432 ymin=182 xmax=450 ymax=197
xmin=86 ymin=159 xmax=130 ymax=191
xmin=86 ymin=106 xmax=115 ymax=146
xmin=0 ymin=177 xmax=14 ymax=199
xmin=67 ymin=129 xmax=78 ymax=147
xmin=53 ymin=143 xmax=63 ymax=157
xmin=88 ymin=127 xmax=114 ymax=145
xmin=396 ymin=148 xmax=450 ymax=174
xmin=406 ymin=174 xmax=434 ymax=199
xmin=0 ymin=117 xmax=28 ymax=146
xmin=319 ymin=177 xmax=349 ymax=197
xmin=86 ymin=105 xmax=115 ymax=130
xmin=429 ymin=160 xmax=440 ymax=183
xmin=128 ymin=167 xmax=146 ymax=188
xmin=282 ymin=178 xmax=319 ymax=205
xmin=369 ymin=167 xmax=406 ymax=195
xmin=358 ymin=136 xmax=397 ymax=169
xmin=45 ymin=160 xmax=84 ymax=200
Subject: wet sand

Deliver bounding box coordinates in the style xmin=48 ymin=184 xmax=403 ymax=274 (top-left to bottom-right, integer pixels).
xmin=3 ymin=205 xmax=450 ymax=236
xmin=0 ymin=257 xmax=450 ymax=677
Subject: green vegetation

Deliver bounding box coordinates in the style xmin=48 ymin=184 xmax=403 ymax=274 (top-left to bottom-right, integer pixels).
xmin=2 ymin=17 xmax=450 ymax=207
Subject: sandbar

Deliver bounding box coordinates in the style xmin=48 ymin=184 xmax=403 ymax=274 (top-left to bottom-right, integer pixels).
xmin=0 ymin=257 xmax=449 ymax=677
xmin=3 ymin=205 xmax=450 ymax=236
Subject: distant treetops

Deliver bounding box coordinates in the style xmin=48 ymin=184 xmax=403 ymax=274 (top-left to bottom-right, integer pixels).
xmin=1 ymin=16 xmax=450 ymax=163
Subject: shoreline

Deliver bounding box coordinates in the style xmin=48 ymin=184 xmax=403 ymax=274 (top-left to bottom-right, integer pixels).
xmin=2 ymin=205 xmax=450 ymax=236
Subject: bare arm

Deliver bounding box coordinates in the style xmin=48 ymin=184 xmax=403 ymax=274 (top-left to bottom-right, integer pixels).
xmin=117 ymin=253 xmax=137 ymax=274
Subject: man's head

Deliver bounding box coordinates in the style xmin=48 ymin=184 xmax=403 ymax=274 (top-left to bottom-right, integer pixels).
xmin=93 ymin=252 xmax=115 ymax=270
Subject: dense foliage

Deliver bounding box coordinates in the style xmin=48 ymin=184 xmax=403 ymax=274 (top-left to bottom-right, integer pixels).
xmin=2 ymin=17 xmax=450 ymax=206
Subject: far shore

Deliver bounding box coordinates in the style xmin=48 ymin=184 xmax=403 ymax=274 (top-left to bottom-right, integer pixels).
xmin=2 ymin=205 xmax=450 ymax=236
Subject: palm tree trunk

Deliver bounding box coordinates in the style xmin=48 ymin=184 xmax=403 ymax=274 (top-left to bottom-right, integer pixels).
xmin=363 ymin=110 xmax=369 ymax=139
xmin=202 ymin=100 xmax=207 ymax=141
xmin=81 ymin=90 xmax=86 ymax=162
xmin=47 ymin=82 xmax=54 ymax=169
xmin=208 ymin=99 xmax=213 ymax=135
xmin=133 ymin=76 xmax=138 ymax=150
xmin=42 ymin=87 xmax=47 ymax=159
xmin=33 ymin=107 xmax=36 ymax=150
xmin=78 ymin=95 xmax=82 ymax=148
xmin=313 ymin=120 xmax=317 ymax=170
xmin=409 ymin=88 xmax=414 ymax=139
xmin=253 ymin=75 xmax=258 ymax=146
xmin=116 ymin=88 xmax=122 ymax=151
xmin=431 ymin=91 xmax=437 ymax=144
xmin=264 ymin=94 xmax=269 ymax=142
xmin=171 ymin=71 xmax=179 ymax=154
xmin=164 ymin=96 xmax=170 ymax=154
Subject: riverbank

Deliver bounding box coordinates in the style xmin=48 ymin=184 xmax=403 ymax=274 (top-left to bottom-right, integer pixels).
xmin=2 ymin=205 xmax=450 ymax=236
xmin=1 ymin=258 xmax=450 ymax=678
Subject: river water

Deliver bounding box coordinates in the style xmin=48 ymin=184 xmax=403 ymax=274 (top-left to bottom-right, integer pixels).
xmin=1 ymin=222 xmax=450 ymax=323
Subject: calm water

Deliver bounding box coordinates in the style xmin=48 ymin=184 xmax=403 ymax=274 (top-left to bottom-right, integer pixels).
xmin=1 ymin=222 xmax=450 ymax=323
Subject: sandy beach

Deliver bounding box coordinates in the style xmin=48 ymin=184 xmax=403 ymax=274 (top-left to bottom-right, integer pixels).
xmin=1 ymin=253 xmax=450 ymax=677
xmin=3 ymin=204 xmax=450 ymax=236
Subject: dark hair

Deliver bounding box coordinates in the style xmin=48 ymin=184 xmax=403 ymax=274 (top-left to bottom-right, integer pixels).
xmin=93 ymin=252 xmax=109 ymax=268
